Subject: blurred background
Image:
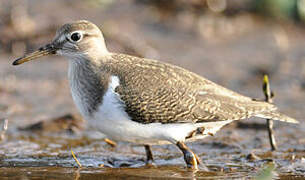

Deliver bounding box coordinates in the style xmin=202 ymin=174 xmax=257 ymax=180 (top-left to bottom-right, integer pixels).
xmin=0 ymin=0 xmax=304 ymax=179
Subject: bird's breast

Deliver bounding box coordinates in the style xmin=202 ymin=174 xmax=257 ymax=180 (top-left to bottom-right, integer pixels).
xmin=68 ymin=59 xmax=107 ymax=119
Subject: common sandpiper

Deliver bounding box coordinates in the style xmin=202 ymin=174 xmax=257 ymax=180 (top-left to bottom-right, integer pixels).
xmin=12 ymin=20 xmax=298 ymax=170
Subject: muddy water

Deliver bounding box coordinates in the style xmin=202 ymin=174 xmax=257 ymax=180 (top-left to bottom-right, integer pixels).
xmin=0 ymin=0 xmax=305 ymax=179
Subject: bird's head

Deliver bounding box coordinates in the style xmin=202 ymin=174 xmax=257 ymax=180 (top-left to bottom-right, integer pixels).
xmin=12 ymin=20 xmax=108 ymax=65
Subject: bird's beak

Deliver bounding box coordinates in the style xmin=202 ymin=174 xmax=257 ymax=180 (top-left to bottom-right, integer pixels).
xmin=12 ymin=43 xmax=57 ymax=66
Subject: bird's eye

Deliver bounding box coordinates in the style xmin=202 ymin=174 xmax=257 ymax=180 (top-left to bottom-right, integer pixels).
xmin=70 ymin=32 xmax=82 ymax=42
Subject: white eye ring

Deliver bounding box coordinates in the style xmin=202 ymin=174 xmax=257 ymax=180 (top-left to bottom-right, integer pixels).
xmin=69 ymin=31 xmax=83 ymax=42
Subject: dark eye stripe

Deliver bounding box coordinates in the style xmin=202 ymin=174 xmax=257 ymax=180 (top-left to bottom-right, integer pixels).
xmin=65 ymin=32 xmax=96 ymax=43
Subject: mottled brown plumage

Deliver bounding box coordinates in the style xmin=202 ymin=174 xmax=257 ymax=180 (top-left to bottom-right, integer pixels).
xmin=95 ymin=53 xmax=295 ymax=124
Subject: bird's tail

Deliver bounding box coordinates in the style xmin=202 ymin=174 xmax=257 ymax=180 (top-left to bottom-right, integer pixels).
xmin=255 ymin=110 xmax=299 ymax=124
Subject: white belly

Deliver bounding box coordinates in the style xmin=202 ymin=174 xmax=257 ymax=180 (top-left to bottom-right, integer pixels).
xmin=87 ymin=76 xmax=232 ymax=145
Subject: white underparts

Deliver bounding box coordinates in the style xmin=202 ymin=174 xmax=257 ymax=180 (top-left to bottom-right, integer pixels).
xmin=88 ymin=76 xmax=232 ymax=145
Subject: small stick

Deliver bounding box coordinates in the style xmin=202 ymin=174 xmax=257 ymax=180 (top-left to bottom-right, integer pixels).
xmin=262 ymin=75 xmax=278 ymax=151
xmin=71 ymin=149 xmax=82 ymax=168
xmin=0 ymin=119 xmax=8 ymax=141
xmin=104 ymin=138 xmax=117 ymax=147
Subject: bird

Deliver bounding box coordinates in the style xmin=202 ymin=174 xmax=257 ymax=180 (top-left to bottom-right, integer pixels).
xmin=12 ymin=20 xmax=298 ymax=170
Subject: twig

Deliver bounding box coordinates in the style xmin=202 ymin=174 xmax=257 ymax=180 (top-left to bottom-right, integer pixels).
xmin=71 ymin=149 xmax=82 ymax=168
xmin=0 ymin=118 xmax=8 ymax=141
xmin=262 ymin=75 xmax=278 ymax=151
xmin=104 ymin=138 xmax=117 ymax=147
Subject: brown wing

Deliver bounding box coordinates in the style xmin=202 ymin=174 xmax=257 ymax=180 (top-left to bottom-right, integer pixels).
xmin=105 ymin=53 xmax=276 ymax=124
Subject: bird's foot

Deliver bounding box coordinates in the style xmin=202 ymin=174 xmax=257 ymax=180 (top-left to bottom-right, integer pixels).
xmin=176 ymin=141 xmax=208 ymax=171
xmin=184 ymin=149 xmax=199 ymax=170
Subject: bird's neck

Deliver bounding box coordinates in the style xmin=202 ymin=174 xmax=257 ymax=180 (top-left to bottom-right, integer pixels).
xmin=68 ymin=58 xmax=109 ymax=118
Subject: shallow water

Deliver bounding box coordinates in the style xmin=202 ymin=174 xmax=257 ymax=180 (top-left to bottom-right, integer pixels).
xmin=0 ymin=124 xmax=304 ymax=179
xmin=0 ymin=0 xmax=304 ymax=179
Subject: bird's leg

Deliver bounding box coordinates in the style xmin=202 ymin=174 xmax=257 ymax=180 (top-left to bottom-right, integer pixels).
xmin=144 ymin=145 xmax=154 ymax=165
xmin=176 ymin=141 xmax=200 ymax=170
